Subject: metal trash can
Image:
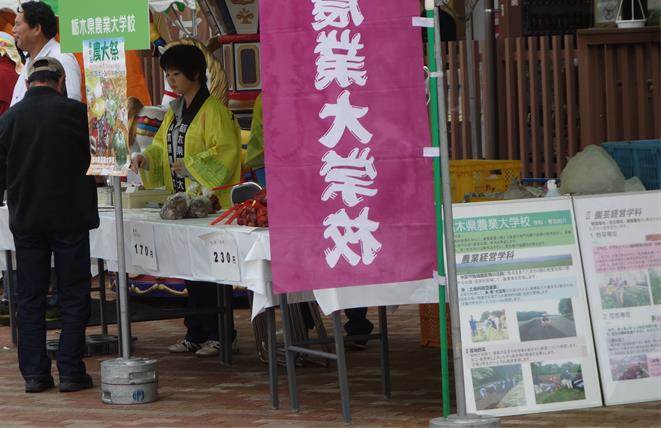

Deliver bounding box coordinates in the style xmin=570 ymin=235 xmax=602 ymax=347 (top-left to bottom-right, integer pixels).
xmin=101 ymin=357 xmax=158 ymax=405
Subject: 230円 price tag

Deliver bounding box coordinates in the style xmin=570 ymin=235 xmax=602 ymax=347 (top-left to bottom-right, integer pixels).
xmin=205 ymin=232 xmax=241 ymax=282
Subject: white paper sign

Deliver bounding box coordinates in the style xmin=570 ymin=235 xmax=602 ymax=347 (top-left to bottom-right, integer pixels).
xmin=130 ymin=222 xmax=158 ymax=271
xmin=574 ymin=191 xmax=661 ymax=406
xmin=205 ymin=232 xmax=241 ymax=282
xmin=452 ymin=198 xmax=602 ymax=417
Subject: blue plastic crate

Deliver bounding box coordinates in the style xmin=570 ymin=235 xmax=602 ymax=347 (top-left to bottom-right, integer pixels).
xmin=602 ymin=140 xmax=661 ymax=190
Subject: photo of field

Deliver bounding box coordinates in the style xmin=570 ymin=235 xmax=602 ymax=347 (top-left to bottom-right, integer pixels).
xmin=468 ymin=309 xmax=509 ymax=343
xmin=598 ymin=271 xmax=651 ymax=309
xmin=517 ymin=298 xmax=576 ymax=342
xmin=472 ymin=364 xmax=525 ymax=410
xmin=457 ymin=254 xmax=572 ymax=275
xmin=532 ymin=360 xmax=585 ymax=404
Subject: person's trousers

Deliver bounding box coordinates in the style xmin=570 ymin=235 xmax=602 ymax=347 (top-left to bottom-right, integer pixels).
xmin=184 ymin=281 xmax=235 ymax=344
xmin=344 ymin=307 xmax=374 ymax=336
xmin=14 ymin=231 xmax=91 ymax=381
xmin=2 ymin=269 xmax=59 ymax=305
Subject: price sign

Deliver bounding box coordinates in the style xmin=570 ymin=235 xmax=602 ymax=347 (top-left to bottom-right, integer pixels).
xmin=130 ymin=222 xmax=158 ymax=270
xmin=206 ymin=233 xmax=241 ymax=282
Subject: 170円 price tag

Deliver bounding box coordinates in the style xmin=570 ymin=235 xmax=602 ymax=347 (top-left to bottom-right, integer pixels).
xmin=130 ymin=222 xmax=158 ymax=271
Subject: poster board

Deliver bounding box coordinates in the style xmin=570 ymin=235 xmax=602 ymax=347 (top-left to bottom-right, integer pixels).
xmin=573 ymin=191 xmax=661 ymax=405
xmin=453 ymin=197 xmax=602 ymax=416
xmin=82 ymin=38 xmax=130 ymax=176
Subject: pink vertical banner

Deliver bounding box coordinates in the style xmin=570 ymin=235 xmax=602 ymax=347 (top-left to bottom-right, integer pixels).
xmin=261 ymin=0 xmax=436 ymax=293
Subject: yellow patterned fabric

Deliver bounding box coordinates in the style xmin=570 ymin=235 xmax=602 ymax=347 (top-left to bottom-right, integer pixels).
xmin=245 ymin=94 xmax=264 ymax=170
xmin=140 ymin=96 xmax=242 ymax=208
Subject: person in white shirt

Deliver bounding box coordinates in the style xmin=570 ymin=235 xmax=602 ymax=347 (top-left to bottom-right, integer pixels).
xmin=10 ymin=1 xmax=81 ymax=106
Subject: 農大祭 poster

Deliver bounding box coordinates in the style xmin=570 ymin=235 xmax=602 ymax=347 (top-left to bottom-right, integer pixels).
xmin=574 ymin=190 xmax=661 ymax=405
xmin=452 ymin=197 xmax=602 ymax=416
xmin=83 ymin=37 xmax=130 ymax=176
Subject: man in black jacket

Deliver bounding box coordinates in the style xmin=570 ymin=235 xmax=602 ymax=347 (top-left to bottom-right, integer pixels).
xmin=0 ymin=57 xmax=99 ymax=393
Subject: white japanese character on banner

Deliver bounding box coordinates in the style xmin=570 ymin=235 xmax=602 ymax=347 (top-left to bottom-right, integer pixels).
xmin=119 ymin=15 xmax=128 ymax=32
xmin=94 ymin=17 xmax=103 ymax=35
xmin=127 ymin=15 xmax=136 ymax=32
xmin=78 ymin=19 xmax=88 ymax=35
xmin=111 ymin=16 xmax=120 ymax=32
xmin=86 ymin=17 xmax=95 ymax=34
xmin=103 ymin=17 xmax=111 ymax=33
xmin=318 ymin=90 xmax=372 ymax=148
xmin=314 ymin=29 xmax=366 ymax=90
xmin=71 ymin=19 xmax=79 ymax=36
xmin=320 ymin=148 xmax=377 ymax=207
xmin=311 ymin=0 xmax=364 ymax=31
xmin=323 ymin=207 xmax=381 ymax=267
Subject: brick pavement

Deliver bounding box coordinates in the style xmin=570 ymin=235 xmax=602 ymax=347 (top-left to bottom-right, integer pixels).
xmin=0 ymin=305 xmax=659 ymax=427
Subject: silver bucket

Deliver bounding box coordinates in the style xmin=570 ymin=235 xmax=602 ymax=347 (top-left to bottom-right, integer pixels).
xmin=101 ymin=357 xmax=158 ymax=405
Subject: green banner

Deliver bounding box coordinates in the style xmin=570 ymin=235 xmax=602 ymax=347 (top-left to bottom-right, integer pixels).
xmin=58 ymin=0 xmax=150 ymax=53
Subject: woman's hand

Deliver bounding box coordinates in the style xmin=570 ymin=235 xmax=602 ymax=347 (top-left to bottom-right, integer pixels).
xmin=172 ymin=159 xmax=190 ymax=177
xmin=130 ymin=153 xmax=146 ymax=173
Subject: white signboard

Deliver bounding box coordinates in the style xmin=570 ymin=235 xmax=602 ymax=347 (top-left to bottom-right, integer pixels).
xmin=452 ymin=198 xmax=602 ymax=417
xmin=204 ymin=232 xmax=241 ymax=282
xmin=130 ymin=221 xmax=158 ymax=271
xmin=574 ymin=191 xmax=661 ymax=405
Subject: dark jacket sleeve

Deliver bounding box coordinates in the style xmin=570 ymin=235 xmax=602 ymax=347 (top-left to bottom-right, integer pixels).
xmin=74 ymin=102 xmax=91 ymax=164
xmin=0 ymin=115 xmax=8 ymax=206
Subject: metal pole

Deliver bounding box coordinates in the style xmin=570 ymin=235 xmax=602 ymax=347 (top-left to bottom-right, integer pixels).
xmin=332 ymin=311 xmax=351 ymax=424
xmin=279 ymin=294 xmax=299 ymax=411
xmin=465 ymin=4 xmax=481 ymax=159
xmin=98 ymin=259 xmax=108 ymax=335
xmin=425 ymin=0 xmax=451 ymax=417
xmin=266 ymin=307 xmax=279 ymax=409
xmin=378 ymin=306 xmax=391 ymax=399
xmin=430 ymin=3 xmax=500 ymax=426
xmin=113 ymin=176 xmax=131 ymax=359
xmin=432 ymin=7 xmax=467 ymax=416
xmin=484 ymin=0 xmax=499 ymax=159
xmin=216 ymin=284 xmax=224 ymax=364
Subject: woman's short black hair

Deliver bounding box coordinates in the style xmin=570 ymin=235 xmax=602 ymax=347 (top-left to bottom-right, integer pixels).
xmin=18 ymin=1 xmax=57 ymax=40
xmin=159 ymin=44 xmax=207 ymax=84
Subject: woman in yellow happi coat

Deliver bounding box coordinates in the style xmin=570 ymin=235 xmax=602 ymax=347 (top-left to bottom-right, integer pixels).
xmin=130 ymin=44 xmax=240 ymax=357
xmin=131 ymin=44 xmax=241 ymax=209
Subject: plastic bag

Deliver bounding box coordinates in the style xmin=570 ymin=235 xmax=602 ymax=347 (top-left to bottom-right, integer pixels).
xmin=160 ymin=192 xmax=190 ymax=220
xmin=560 ymin=145 xmax=625 ymax=195
xmin=186 ymin=196 xmax=214 ymax=218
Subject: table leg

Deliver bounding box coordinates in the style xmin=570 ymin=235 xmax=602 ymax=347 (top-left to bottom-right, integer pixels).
xmin=266 ymin=306 xmax=278 ymax=409
xmin=223 ymin=285 xmax=233 ymax=365
xmin=97 ymin=259 xmax=108 ymax=335
xmin=5 ymin=250 xmax=17 ymax=346
xmin=332 ymin=311 xmax=352 ymax=424
xmin=378 ymin=306 xmax=391 ymax=399
xmin=215 ymin=284 xmax=225 ymax=365
xmin=280 ymin=294 xmax=299 ymax=412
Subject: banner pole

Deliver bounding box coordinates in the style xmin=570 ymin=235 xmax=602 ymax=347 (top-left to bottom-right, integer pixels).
xmin=428 ymin=1 xmax=500 ymax=425
xmin=424 ymin=0 xmax=451 ymax=417
xmin=431 ymin=5 xmax=466 ymax=417
xmin=113 ymin=176 xmax=131 ymax=359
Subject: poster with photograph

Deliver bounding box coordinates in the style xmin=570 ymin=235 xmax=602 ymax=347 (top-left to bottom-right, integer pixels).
xmin=83 ymin=38 xmax=129 ymax=176
xmin=453 ymin=198 xmax=602 ymax=416
xmin=574 ymin=191 xmax=661 ymax=405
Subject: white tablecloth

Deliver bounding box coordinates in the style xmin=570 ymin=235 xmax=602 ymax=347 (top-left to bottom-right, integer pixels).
xmin=0 ymin=206 xmax=439 ymax=317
